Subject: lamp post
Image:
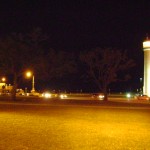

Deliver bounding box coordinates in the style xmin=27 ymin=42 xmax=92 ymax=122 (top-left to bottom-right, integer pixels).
xmin=0 ymin=77 xmax=6 ymax=94
xmin=26 ymin=71 xmax=35 ymax=93
xmin=31 ymin=75 xmax=35 ymax=93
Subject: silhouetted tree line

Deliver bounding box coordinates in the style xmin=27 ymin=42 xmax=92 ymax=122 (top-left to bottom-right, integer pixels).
xmin=0 ymin=28 xmax=135 ymax=101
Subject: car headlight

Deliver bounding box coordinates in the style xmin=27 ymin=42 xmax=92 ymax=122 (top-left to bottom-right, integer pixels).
xmin=126 ymin=93 xmax=131 ymax=98
xmin=42 ymin=93 xmax=51 ymax=98
xmin=59 ymin=94 xmax=67 ymax=99
xmin=98 ymin=95 xmax=104 ymax=99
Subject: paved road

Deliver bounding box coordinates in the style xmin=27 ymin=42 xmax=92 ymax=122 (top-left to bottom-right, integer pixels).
xmin=0 ymin=102 xmax=150 ymax=150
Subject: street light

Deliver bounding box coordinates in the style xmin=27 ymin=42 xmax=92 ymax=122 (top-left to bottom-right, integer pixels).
xmin=0 ymin=77 xmax=6 ymax=94
xmin=1 ymin=77 xmax=6 ymax=82
xmin=26 ymin=71 xmax=35 ymax=93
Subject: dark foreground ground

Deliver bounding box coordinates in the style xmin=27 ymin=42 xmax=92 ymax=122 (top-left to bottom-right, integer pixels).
xmin=0 ymin=98 xmax=150 ymax=150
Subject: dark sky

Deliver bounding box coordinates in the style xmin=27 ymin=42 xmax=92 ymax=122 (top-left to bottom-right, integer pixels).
xmin=0 ymin=0 xmax=150 ymax=92
xmin=0 ymin=0 xmax=150 ymax=51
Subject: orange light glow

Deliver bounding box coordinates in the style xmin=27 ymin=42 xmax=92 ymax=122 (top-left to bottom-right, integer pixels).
xmin=26 ymin=71 xmax=32 ymax=78
xmin=1 ymin=77 xmax=6 ymax=82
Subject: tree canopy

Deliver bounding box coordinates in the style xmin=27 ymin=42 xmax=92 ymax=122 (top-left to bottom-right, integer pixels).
xmin=0 ymin=29 xmax=137 ymax=101
xmin=80 ymin=48 xmax=136 ymax=100
xmin=0 ymin=30 xmax=77 ymax=100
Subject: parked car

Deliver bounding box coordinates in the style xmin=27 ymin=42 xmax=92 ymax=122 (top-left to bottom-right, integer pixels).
xmin=16 ymin=89 xmax=25 ymax=96
xmin=135 ymin=94 xmax=150 ymax=101
xmin=91 ymin=93 xmax=105 ymax=100
xmin=59 ymin=93 xmax=68 ymax=99
xmin=41 ymin=92 xmax=52 ymax=98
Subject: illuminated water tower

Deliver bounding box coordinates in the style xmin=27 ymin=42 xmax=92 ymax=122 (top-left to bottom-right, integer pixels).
xmin=143 ymin=36 xmax=150 ymax=96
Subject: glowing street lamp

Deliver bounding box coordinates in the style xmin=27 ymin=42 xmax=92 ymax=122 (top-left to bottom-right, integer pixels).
xmin=1 ymin=77 xmax=6 ymax=82
xmin=26 ymin=71 xmax=35 ymax=93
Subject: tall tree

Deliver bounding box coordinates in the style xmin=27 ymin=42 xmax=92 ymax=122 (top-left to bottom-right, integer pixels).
xmin=0 ymin=34 xmax=31 ymax=100
xmin=80 ymin=48 xmax=135 ymax=101
xmin=27 ymin=28 xmax=77 ymax=85
xmin=33 ymin=48 xmax=77 ymax=80
xmin=26 ymin=27 xmax=48 ymax=53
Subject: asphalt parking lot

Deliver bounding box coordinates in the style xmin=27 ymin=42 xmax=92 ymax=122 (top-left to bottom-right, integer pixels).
xmin=0 ymin=98 xmax=150 ymax=150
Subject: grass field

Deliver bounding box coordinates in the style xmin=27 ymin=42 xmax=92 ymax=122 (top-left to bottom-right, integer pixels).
xmin=0 ymin=101 xmax=150 ymax=150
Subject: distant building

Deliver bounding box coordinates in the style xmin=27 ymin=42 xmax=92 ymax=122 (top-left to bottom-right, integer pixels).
xmin=0 ymin=83 xmax=13 ymax=94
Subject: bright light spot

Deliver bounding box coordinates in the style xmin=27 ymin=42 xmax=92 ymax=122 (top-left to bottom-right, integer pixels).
xmin=59 ymin=94 xmax=67 ymax=99
xmin=98 ymin=95 xmax=104 ymax=99
xmin=1 ymin=77 xmax=6 ymax=82
xmin=126 ymin=93 xmax=131 ymax=98
xmin=42 ymin=92 xmax=51 ymax=98
xmin=26 ymin=71 xmax=32 ymax=78
xmin=143 ymin=41 xmax=150 ymax=50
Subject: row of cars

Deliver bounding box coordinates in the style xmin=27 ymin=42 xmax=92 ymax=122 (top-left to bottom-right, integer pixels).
xmin=134 ymin=94 xmax=150 ymax=101
xmin=16 ymin=88 xmax=150 ymax=101
xmin=91 ymin=93 xmax=150 ymax=101
xmin=41 ymin=92 xmax=67 ymax=99
xmin=126 ymin=93 xmax=150 ymax=101
xmin=41 ymin=92 xmax=106 ymax=100
xmin=16 ymin=89 xmax=68 ymax=99
xmin=93 ymin=93 xmax=150 ymax=101
xmin=41 ymin=92 xmax=105 ymax=100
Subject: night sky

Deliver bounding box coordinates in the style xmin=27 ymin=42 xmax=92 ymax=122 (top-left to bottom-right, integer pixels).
xmin=1 ymin=1 xmax=150 ymax=50
xmin=0 ymin=0 xmax=150 ymax=92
